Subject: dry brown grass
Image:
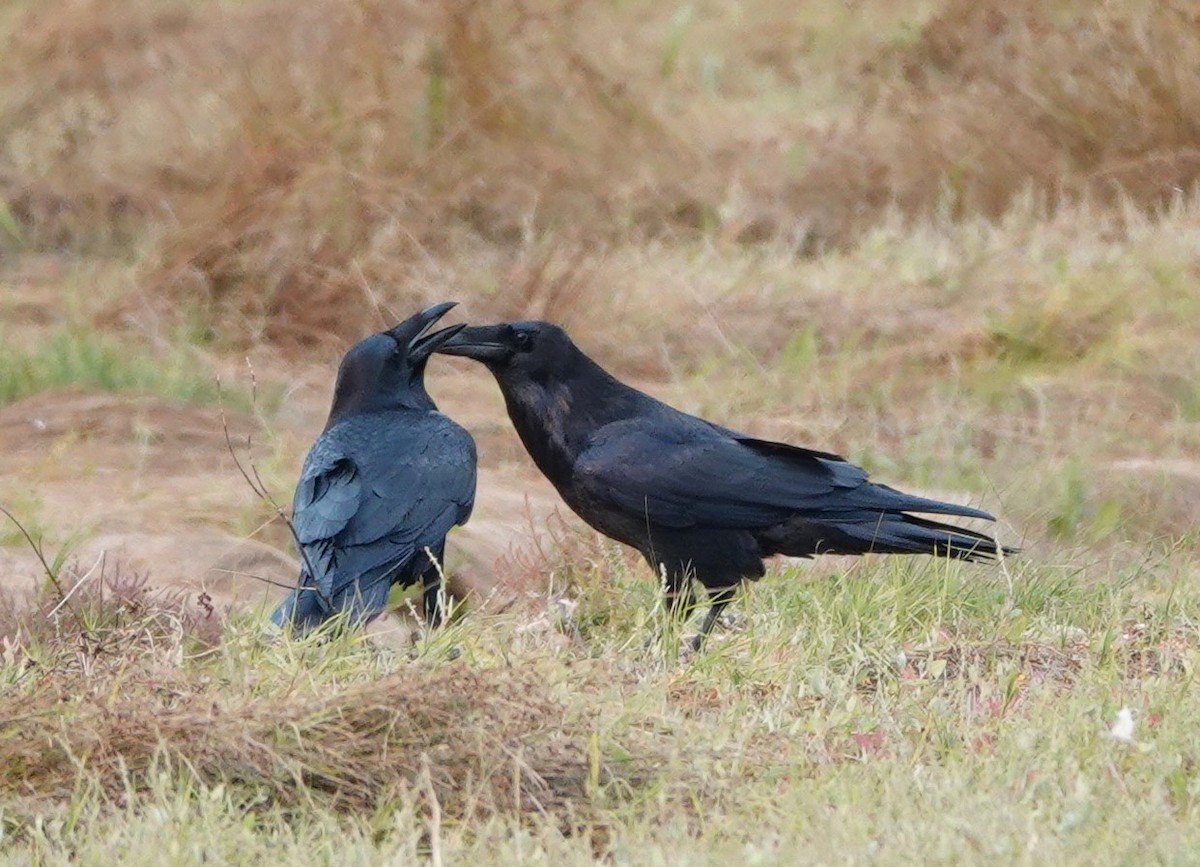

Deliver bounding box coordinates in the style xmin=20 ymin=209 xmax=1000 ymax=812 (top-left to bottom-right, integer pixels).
xmin=795 ymin=0 xmax=1200 ymax=240
xmin=0 ymin=0 xmax=707 ymax=346
xmin=0 ymin=662 xmax=606 ymax=824
xmin=0 ymin=554 xmax=625 ymax=827
xmin=6 ymin=0 xmax=1198 ymax=348
xmin=0 ymin=541 xmax=639 ymax=832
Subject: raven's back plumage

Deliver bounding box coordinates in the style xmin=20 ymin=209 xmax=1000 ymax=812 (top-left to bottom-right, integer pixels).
xmin=272 ymin=411 xmax=476 ymax=632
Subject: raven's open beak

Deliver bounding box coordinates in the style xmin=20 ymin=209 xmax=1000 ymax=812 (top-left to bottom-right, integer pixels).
xmin=410 ymin=322 xmax=467 ymax=362
xmin=434 ymin=324 xmax=512 ymax=363
xmin=387 ymin=301 xmax=462 ymax=362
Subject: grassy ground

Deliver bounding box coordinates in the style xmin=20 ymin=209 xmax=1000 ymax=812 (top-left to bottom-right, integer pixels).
xmin=2 ymin=0 xmax=1200 ymax=863
xmin=1 ymin=549 xmax=1197 ymax=864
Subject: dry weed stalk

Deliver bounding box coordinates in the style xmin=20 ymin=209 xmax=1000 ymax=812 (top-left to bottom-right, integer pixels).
xmin=0 ymin=503 xmax=219 ymax=673
xmin=216 ymin=364 xmax=328 ymax=610
xmin=0 ymin=557 xmax=221 ymax=680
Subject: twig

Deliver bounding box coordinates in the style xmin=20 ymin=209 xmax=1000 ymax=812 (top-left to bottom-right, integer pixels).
xmin=0 ymin=504 xmax=69 ymax=601
xmin=47 ymin=550 xmax=107 ymax=619
xmin=217 ymin=370 xmax=334 ymax=611
xmin=208 ymin=568 xmax=302 ymax=592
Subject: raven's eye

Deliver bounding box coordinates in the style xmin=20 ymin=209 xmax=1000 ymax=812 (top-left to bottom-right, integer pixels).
xmin=514 ymin=331 xmax=533 ymax=351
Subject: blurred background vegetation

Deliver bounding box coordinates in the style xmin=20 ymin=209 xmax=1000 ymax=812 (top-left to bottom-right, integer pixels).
xmin=2 ymin=0 xmax=1199 ymax=550
xmin=1 ymin=0 xmax=1196 ymax=340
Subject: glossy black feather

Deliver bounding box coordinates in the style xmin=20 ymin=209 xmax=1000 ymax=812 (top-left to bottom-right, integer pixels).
xmin=272 ymin=305 xmax=476 ymax=634
xmin=438 ymin=320 xmax=1012 ymax=648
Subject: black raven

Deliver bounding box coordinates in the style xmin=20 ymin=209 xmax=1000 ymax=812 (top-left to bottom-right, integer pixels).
xmin=439 ymin=321 xmax=1010 ymax=648
xmin=271 ymin=302 xmax=477 ymax=635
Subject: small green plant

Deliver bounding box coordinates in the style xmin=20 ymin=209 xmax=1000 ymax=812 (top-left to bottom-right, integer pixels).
xmin=0 ymin=492 xmax=47 ymax=547
xmin=0 ymin=196 xmax=22 ymax=247
xmin=778 ymin=324 xmax=820 ymax=372
xmin=1048 ymin=458 xmax=1088 ymax=539
xmin=985 ymin=279 xmax=1124 ymax=368
xmin=0 ymin=328 xmax=273 ymax=410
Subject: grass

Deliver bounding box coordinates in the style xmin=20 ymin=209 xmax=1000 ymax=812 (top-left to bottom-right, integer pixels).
xmin=0 ymin=549 xmax=1197 ymax=864
xmin=0 ymin=327 xmax=236 ymax=408
xmin=0 ymin=257 xmax=282 ymax=411
xmin=1 ymin=0 xmax=1200 ymax=862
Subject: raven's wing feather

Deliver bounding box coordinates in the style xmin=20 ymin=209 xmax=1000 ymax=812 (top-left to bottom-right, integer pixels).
xmin=290 ymin=416 xmax=477 ymax=603
xmin=732 ymin=432 xmax=995 ymax=520
xmin=292 ymin=453 xmax=361 ymax=544
xmin=574 ymin=418 xmax=992 ymax=530
xmin=572 ymin=421 xmax=852 ymax=529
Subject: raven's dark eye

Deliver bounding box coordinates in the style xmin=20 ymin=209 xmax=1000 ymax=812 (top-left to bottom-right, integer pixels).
xmin=514 ymin=331 xmax=533 ymax=351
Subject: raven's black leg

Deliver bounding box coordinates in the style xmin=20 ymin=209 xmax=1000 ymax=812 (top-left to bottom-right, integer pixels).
xmin=421 ymin=545 xmax=447 ymax=630
xmin=643 ymin=561 xmax=697 ymax=650
xmin=690 ymin=586 xmax=738 ymax=652
xmin=655 ymin=558 xmax=698 ymax=620
xmin=664 ymin=575 xmax=698 ymax=620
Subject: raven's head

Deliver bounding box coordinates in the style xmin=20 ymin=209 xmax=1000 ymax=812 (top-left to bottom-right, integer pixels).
xmin=435 ymin=320 xmax=581 ymax=384
xmin=438 ymin=320 xmax=615 ymax=472
xmin=327 ymin=302 xmax=463 ymax=421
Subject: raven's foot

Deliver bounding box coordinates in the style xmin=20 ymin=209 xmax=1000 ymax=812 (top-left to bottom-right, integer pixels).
xmin=680 ymin=633 xmax=704 ymax=661
xmin=682 ymin=609 xmax=740 ymax=657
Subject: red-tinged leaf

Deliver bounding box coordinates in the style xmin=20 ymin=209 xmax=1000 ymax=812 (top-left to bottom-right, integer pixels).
xmin=852 ymin=727 xmax=886 ymax=754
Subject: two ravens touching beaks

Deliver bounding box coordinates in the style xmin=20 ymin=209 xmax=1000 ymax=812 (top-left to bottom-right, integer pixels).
xmin=272 ymin=303 xmax=1013 ymax=650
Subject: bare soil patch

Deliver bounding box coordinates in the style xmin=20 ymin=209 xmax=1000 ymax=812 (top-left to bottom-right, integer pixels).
xmin=0 ymin=386 xmax=564 ymax=615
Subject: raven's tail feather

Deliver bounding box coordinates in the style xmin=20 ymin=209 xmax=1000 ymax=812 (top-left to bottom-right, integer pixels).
xmin=270 ymin=567 xmax=394 ymax=636
xmin=270 ymin=579 xmax=329 ymax=635
xmin=768 ymin=512 xmax=1015 ymax=562
xmin=845 ymin=513 xmax=1012 ymax=562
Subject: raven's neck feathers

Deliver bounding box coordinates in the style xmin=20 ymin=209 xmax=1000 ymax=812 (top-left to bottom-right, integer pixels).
xmin=326 ymin=381 xmax=436 ymax=427
xmin=498 ymin=348 xmax=640 ymax=485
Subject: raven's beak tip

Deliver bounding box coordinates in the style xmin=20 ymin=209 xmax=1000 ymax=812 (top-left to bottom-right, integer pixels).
xmin=387 ymin=301 xmax=460 ymax=346
xmin=430 ymin=322 xmax=467 ymax=345
xmin=420 ymin=300 xmax=458 ymax=321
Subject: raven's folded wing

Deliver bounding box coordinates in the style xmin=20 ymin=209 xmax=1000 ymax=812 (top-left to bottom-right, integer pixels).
xmin=292 ymin=452 xmax=362 ymax=544
xmin=339 ymin=422 xmax=477 ymax=547
xmin=293 ymin=421 xmax=476 ymax=599
xmin=573 ymin=420 xmax=993 ymax=530
xmin=572 ymin=423 xmax=860 ymax=529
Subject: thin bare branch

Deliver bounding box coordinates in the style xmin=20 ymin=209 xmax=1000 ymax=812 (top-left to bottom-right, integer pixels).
xmin=47 ymin=549 xmax=107 ymax=619
xmin=208 ymin=568 xmax=301 ymax=593
xmin=0 ymin=504 xmax=68 ymax=601
xmin=216 ymin=373 xmax=334 ymax=611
